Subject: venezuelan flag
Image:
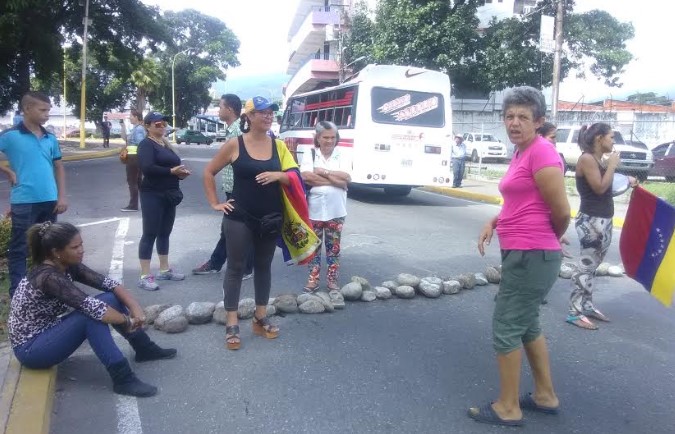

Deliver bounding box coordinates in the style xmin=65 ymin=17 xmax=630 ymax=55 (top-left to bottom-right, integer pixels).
xmin=619 ymin=187 xmax=675 ymax=307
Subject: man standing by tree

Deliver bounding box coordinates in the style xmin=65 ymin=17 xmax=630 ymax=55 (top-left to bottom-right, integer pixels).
xmin=192 ymin=94 xmax=252 ymax=279
xmin=451 ymin=134 xmax=467 ymax=188
xmin=101 ymin=115 xmax=112 ymax=148
xmin=0 ymin=91 xmax=68 ymax=297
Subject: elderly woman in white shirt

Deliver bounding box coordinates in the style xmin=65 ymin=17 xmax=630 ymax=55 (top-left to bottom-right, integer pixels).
xmin=300 ymin=121 xmax=351 ymax=292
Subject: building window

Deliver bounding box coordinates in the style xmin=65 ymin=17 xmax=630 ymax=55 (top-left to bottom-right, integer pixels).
xmin=323 ymin=42 xmax=330 ymax=60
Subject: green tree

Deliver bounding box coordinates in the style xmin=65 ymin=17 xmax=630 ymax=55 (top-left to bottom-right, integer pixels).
xmin=342 ymin=0 xmax=634 ymax=95
xmin=0 ymin=0 xmax=170 ymax=116
xmin=131 ymin=59 xmax=162 ymax=112
xmin=342 ymin=1 xmax=375 ymax=78
xmin=148 ymin=9 xmax=240 ymax=126
xmin=626 ymin=92 xmax=672 ymax=106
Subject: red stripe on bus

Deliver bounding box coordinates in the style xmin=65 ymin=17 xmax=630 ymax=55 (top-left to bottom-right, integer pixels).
xmin=281 ymin=137 xmax=353 ymax=147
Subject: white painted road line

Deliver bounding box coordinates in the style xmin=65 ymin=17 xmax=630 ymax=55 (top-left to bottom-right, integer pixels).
xmin=77 ymin=217 xmax=121 ymax=228
xmin=107 ymin=217 xmax=143 ymax=434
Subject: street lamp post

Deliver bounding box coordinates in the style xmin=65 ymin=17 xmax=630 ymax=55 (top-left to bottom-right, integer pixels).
xmin=78 ymin=0 xmax=90 ymax=149
xmin=171 ymin=50 xmax=188 ymax=142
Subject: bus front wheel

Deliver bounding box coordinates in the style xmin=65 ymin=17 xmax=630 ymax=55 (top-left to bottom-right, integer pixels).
xmin=384 ymin=186 xmax=412 ymax=196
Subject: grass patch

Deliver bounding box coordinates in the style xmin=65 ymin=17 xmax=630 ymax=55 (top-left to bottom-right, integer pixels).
xmin=642 ymin=182 xmax=675 ymax=205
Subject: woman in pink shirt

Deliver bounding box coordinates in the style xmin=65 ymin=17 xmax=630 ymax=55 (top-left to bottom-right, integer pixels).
xmin=469 ymin=87 xmax=571 ymax=427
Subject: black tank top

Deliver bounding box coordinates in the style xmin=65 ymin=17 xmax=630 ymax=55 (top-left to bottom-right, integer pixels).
xmin=576 ymin=157 xmax=614 ymax=218
xmin=229 ymin=136 xmax=282 ymax=221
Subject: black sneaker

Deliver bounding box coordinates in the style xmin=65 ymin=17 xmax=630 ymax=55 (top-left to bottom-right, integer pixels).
xmin=192 ymin=260 xmax=220 ymax=275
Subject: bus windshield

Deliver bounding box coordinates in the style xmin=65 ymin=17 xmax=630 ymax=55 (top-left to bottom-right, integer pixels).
xmin=371 ymin=87 xmax=445 ymax=128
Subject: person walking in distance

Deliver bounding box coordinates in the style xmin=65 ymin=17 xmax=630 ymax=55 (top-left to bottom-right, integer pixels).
xmin=0 ymin=91 xmax=68 ymax=297
xmin=120 ymin=110 xmax=146 ymax=212
xmin=192 ymin=94 xmax=254 ymax=279
xmin=101 ymin=115 xmax=112 ymax=148
xmin=136 ymin=112 xmax=190 ymax=291
xmin=451 ymin=134 xmax=467 ymax=188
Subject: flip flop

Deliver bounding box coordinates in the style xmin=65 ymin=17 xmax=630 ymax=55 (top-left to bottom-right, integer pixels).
xmin=519 ymin=393 xmax=560 ymax=415
xmin=467 ymin=403 xmax=524 ymax=427
xmin=303 ymin=283 xmax=319 ymax=293
xmin=566 ymin=314 xmax=598 ymax=330
xmin=582 ymin=308 xmax=610 ymax=322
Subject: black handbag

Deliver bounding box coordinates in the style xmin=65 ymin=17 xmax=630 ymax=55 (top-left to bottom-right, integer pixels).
xmin=164 ymin=189 xmax=184 ymax=206
xmin=238 ymin=207 xmax=282 ymax=238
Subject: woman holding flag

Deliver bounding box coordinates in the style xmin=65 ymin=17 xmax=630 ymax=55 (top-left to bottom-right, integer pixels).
xmin=203 ymin=96 xmax=319 ymax=350
xmin=567 ymin=123 xmax=637 ymax=330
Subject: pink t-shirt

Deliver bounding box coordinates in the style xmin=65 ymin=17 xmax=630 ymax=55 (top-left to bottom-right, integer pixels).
xmin=497 ymin=136 xmax=564 ymax=250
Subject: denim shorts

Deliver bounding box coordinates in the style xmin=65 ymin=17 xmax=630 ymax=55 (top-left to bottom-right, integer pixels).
xmin=492 ymin=249 xmax=562 ymax=354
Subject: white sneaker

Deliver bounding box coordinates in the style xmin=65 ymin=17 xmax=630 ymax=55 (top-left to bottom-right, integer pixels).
xmin=242 ymin=273 xmax=254 ymax=281
xmin=138 ymin=275 xmax=159 ymax=291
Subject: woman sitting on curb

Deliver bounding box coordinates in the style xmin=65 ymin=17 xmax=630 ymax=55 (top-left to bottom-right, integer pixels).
xmin=8 ymin=221 xmax=176 ymax=397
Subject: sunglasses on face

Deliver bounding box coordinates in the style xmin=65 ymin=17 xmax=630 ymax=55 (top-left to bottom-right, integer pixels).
xmin=152 ymin=121 xmax=167 ymax=128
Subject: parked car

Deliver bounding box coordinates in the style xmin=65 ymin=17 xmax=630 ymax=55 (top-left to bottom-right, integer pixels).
xmin=175 ymin=129 xmax=213 ymax=145
xmin=461 ymin=132 xmax=508 ymax=162
xmin=555 ymin=127 xmax=653 ymax=181
xmin=649 ymin=141 xmax=675 ymax=182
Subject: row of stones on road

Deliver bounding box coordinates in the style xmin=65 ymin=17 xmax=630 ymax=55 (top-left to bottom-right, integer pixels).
xmin=558 ymin=261 xmax=625 ymax=279
xmin=147 ymin=262 xmax=625 ymax=334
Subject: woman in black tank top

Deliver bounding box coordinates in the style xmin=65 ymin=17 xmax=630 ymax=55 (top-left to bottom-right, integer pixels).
xmin=202 ymin=96 xmax=288 ymax=350
xmin=567 ymin=123 xmax=636 ymax=330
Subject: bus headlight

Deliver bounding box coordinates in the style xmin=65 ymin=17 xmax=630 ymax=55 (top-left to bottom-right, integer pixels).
xmin=425 ymin=145 xmax=441 ymax=154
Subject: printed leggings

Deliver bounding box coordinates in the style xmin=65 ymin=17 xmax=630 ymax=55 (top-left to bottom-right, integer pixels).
xmin=308 ymin=217 xmax=345 ymax=285
xmin=569 ymin=212 xmax=613 ymax=315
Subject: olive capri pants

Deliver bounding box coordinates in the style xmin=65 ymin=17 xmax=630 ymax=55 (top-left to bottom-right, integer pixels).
xmin=493 ymin=250 xmax=562 ymax=354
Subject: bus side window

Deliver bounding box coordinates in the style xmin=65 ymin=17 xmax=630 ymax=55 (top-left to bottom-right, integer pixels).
xmin=302 ymin=112 xmax=312 ymax=128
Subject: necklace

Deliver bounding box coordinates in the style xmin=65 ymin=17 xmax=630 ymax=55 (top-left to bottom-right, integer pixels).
xmin=148 ymin=136 xmax=164 ymax=146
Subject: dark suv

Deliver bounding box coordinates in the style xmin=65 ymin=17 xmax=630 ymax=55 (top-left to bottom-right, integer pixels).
xmin=176 ymin=130 xmax=213 ymax=145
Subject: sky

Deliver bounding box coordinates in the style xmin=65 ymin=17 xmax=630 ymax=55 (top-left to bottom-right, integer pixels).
xmin=140 ymin=0 xmax=673 ymax=102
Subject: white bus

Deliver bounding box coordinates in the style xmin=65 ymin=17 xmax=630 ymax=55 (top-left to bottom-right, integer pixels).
xmin=279 ymin=64 xmax=453 ymax=196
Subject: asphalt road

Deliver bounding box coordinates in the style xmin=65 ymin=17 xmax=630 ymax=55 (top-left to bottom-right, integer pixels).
xmin=3 ymin=145 xmax=674 ymax=434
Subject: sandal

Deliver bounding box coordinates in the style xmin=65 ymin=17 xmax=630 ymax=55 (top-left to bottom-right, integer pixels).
xmin=467 ymin=402 xmax=524 ymax=427
xmin=566 ymin=314 xmax=598 ymax=330
xmin=582 ymin=308 xmax=610 ymax=322
xmin=225 ymin=325 xmax=241 ymax=350
xmin=519 ymin=393 xmax=559 ymax=415
xmin=252 ymin=315 xmax=279 ymax=339
xmin=326 ymin=281 xmax=340 ymax=291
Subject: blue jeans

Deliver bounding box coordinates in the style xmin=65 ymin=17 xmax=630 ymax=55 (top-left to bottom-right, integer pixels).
xmin=452 ymin=158 xmax=465 ymax=187
xmin=13 ymin=292 xmax=132 ymax=369
xmin=209 ymin=213 xmax=253 ymax=273
xmin=8 ymin=201 xmax=57 ymax=297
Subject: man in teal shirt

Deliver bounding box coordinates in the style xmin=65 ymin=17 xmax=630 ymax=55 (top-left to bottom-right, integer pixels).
xmin=0 ymin=92 xmax=68 ymax=296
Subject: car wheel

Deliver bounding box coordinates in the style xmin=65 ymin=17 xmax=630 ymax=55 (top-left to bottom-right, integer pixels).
xmin=636 ymin=172 xmax=648 ymax=182
xmin=666 ymin=176 xmax=675 ymax=183
xmin=471 ymin=149 xmax=479 ymax=163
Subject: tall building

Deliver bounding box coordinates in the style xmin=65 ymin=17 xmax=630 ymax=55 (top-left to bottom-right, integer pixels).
xmin=285 ymin=0 xmax=351 ymax=100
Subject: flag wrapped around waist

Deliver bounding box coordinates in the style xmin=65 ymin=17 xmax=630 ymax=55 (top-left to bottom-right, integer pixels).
xmin=275 ymin=139 xmax=320 ymax=265
xmin=619 ymin=186 xmax=675 ymax=307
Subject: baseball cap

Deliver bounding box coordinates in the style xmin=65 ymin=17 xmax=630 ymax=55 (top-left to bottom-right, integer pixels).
xmin=244 ymin=96 xmax=279 ymax=114
xmin=454 ymin=134 xmax=463 ymax=139
xmin=144 ymin=111 xmax=171 ymax=124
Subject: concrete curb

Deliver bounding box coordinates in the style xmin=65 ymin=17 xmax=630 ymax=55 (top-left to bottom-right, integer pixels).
xmin=1 ymin=148 xmax=120 ymax=168
xmin=0 ymin=354 xmax=56 ymax=434
xmin=424 ymin=186 xmax=625 ymax=229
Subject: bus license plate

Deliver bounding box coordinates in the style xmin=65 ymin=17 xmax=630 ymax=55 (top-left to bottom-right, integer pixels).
xmin=401 ymin=159 xmax=413 ymax=167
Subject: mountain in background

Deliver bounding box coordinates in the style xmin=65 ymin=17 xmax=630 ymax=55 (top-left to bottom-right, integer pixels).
xmin=212 ymin=73 xmax=289 ymax=104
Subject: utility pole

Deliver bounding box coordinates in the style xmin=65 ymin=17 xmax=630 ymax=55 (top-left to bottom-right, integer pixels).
xmin=550 ymin=0 xmax=564 ymax=121
xmin=78 ymin=0 xmax=90 ymax=149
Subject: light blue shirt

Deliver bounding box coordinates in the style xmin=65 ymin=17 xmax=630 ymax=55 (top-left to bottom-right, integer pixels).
xmin=451 ymin=140 xmax=467 ymax=159
xmin=129 ymin=124 xmax=146 ymax=145
xmin=0 ymin=123 xmax=62 ymax=204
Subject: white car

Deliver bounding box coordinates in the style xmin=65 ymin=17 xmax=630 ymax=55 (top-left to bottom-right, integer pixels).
xmin=555 ymin=126 xmax=653 ymax=181
xmin=462 ymin=132 xmax=508 ymax=162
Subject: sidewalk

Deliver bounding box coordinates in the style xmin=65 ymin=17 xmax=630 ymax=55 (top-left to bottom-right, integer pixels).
xmin=1 ymin=138 xmax=119 ymax=434
xmin=425 ymin=172 xmax=629 ymax=228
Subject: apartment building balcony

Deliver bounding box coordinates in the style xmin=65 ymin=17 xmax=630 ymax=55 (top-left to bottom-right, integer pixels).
xmin=284 ymin=55 xmax=340 ymax=100
xmin=287 ymin=6 xmax=341 ymax=76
